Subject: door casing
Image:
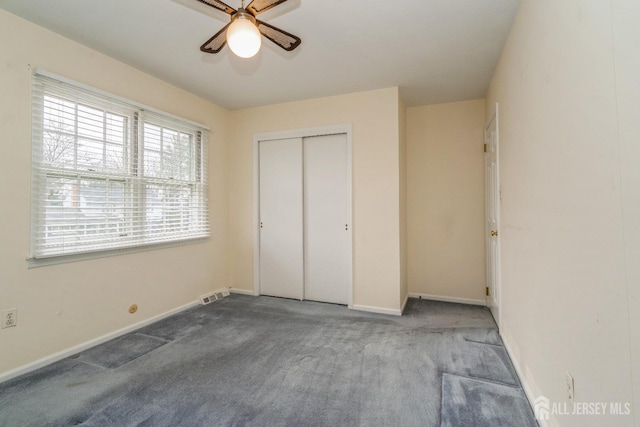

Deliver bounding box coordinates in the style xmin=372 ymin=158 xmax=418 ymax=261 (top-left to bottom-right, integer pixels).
xmin=485 ymin=103 xmax=501 ymax=327
xmin=253 ymin=124 xmax=353 ymax=308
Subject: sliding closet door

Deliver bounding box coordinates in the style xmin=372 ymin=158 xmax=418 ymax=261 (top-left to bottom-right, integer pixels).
xmin=259 ymin=138 xmax=304 ymax=300
xmin=303 ymin=134 xmax=349 ymax=305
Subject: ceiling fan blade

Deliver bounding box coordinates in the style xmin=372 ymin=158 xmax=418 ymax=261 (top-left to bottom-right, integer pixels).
xmin=195 ymin=0 xmax=236 ymax=15
xmin=246 ymin=0 xmax=288 ymax=15
xmin=256 ymin=20 xmax=301 ymax=51
xmin=200 ymin=23 xmax=230 ymax=53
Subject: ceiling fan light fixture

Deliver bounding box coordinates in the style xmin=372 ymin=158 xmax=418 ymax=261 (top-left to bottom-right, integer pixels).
xmin=226 ymin=12 xmax=262 ymax=58
xmin=198 ymin=0 xmax=300 ymax=57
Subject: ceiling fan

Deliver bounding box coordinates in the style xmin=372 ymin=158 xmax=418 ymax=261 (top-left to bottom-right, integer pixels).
xmin=196 ymin=0 xmax=301 ymax=58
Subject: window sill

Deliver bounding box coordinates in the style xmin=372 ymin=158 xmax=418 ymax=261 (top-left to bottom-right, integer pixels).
xmin=27 ymin=236 xmax=209 ymax=268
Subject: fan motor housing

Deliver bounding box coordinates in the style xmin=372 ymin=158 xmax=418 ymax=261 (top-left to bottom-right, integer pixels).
xmin=232 ymin=9 xmax=257 ymax=24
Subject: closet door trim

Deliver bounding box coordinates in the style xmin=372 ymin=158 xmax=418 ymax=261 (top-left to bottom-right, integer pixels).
xmin=253 ymin=124 xmax=353 ymax=308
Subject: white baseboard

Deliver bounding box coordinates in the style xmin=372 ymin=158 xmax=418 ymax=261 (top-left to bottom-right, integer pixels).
xmin=409 ymin=292 xmax=486 ymax=306
xmin=0 ymin=300 xmax=199 ymax=384
xmin=351 ymin=304 xmax=402 ymax=316
xmin=400 ymin=293 xmax=409 ymax=314
xmin=228 ymin=288 xmax=257 ymax=296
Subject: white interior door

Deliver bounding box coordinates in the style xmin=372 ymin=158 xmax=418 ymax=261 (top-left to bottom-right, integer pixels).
xmin=259 ymin=138 xmax=304 ymax=300
xmin=485 ymin=106 xmax=501 ymax=325
xmin=303 ymin=134 xmax=349 ymax=305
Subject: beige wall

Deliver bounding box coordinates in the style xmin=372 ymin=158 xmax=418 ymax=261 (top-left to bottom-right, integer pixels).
xmin=228 ymin=88 xmax=404 ymax=312
xmin=406 ymin=100 xmax=486 ymax=303
xmin=486 ymin=0 xmax=638 ymax=425
xmin=0 ymin=10 xmax=229 ymax=376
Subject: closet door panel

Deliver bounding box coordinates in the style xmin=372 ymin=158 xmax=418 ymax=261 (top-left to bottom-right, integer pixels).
xmin=259 ymin=138 xmax=304 ymax=300
xmin=303 ymin=134 xmax=349 ymax=305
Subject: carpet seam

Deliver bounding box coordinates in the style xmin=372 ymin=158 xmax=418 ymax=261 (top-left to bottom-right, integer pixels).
xmin=134 ymin=332 xmax=172 ymax=343
xmin=76 ymin=359 xmax=108 ymax=370
xmin=78 ymin=334 xmax=171 ymax=370
xmin=463 ymin=338 xmax=504 ymax=347
xmin=441 ymin=371 xmax=521 ymax=390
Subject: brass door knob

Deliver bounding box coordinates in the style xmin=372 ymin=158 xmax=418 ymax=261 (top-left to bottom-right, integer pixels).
xmin=491 ymin=230 xmax=498 ymax=237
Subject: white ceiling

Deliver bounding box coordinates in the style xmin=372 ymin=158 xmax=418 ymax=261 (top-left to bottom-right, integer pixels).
xmin=0 ymin=0 xmax=521 ymax=110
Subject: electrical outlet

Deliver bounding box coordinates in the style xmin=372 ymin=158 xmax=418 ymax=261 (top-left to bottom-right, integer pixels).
xmin=565 ymin=371 xmax=574 ymax=401
xmin=1 ymin=308 xmax=17 ymax=329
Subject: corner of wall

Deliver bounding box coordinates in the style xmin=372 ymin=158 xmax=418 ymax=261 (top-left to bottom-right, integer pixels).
xmin=398 ymin=92 xmax=408 ymax=309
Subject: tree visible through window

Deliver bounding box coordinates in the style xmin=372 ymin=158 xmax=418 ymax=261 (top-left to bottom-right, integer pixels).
xmin=30 ymin=73 xmax=209 ymax=261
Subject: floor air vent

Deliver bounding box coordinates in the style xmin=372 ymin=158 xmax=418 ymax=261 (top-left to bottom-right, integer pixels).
xmin=201 ymin=289 xmax=231 ymax=305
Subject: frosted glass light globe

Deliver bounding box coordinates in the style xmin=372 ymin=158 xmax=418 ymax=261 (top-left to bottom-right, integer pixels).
xmin=227 ymin=17 xmax=262 ymax=59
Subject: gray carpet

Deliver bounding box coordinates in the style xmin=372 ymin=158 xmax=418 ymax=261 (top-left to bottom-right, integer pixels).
xmin=77 ymin=333 xmax=169 ymax=369
xmin=0 ymin=295 xmax=538 ymax=426
xmin=441 ymin=374 xmax=538 ymax=427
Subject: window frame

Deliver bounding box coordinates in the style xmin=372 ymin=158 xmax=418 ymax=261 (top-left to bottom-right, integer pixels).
xmin=29 ymin=70 xmax=210 ymax=268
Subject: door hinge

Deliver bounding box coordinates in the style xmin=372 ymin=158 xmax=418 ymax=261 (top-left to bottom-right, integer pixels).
xmin=483 ymin=143 xmax=487 ymax=153
xmin=486 ymin=286 xmax=490 ymax=296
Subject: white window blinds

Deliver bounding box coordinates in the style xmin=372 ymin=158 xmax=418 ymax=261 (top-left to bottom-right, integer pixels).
xmin=30 ymin=72 xmax=209 ymax=260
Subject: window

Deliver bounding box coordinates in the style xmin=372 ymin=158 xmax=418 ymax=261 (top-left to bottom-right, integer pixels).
xmin=30 ymin=72 xmax=209 ymax=263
